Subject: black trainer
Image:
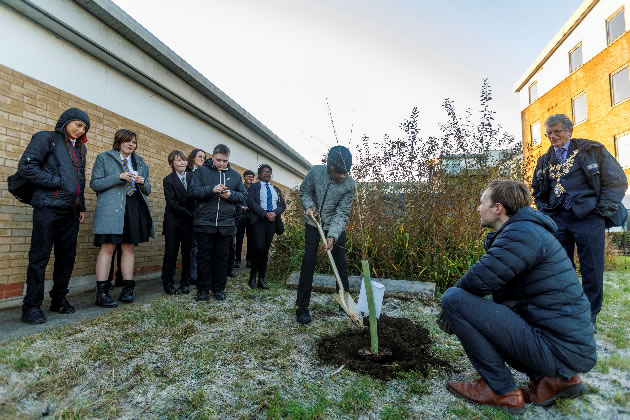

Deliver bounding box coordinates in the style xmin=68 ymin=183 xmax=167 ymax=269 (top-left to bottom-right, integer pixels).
xmin=179 ymin=281 xmax=190 ymax=295
xmin=50 ymin=297 xmax=75 ymax=314
xmin=21 ymin=306 xmax=46 ymax=324
xmin=296 ymin=306 xmax=312 ymax=324
xmin=214 ymin=290 xmax=226 ymax=301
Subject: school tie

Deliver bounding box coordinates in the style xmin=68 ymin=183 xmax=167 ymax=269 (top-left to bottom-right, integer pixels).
xmin=121 ymin=159 xmax=135 ymax=196
xmin=181 ymin=176 xmax=187 ymax=190
xmin=265 ymin=183 xmax=273 ymax=211
xmin=554 ymin=148 xmax=571 ymax=209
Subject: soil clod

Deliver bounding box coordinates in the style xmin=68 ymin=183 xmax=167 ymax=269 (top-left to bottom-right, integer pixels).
xmin=317 ymin=315 xmax=451 ymax=380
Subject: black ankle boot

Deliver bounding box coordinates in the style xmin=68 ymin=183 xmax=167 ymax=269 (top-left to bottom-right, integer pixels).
xmin=119 ymin=280 xmax=136 ymax=303
xmin=257 ymin=276 xmax=268 ymax=290
xmin=179 ymin=281 xmax=190 ymax=295
xmin=163 ymin=281 xmax=179 ymax=295
xmin=95 ymin=282 xmax=119 ymax=308
xmin=248 ymin=273 xmax=256 ymax=289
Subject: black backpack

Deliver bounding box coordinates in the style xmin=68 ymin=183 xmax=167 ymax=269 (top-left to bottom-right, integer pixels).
xmin=7 ymin=137 xmax=56 ymax=205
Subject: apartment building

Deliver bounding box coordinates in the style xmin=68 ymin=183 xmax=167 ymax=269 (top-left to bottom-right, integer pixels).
xmin=514 ymin=0 xmax=630 ymax=193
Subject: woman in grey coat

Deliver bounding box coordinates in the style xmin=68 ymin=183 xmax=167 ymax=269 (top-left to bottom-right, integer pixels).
xmin=90 ymin=129 xmax=155 ymax=307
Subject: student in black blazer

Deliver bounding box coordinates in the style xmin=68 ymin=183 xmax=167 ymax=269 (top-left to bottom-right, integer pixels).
xmin=161 ymin=150 xmax=195 ymax=294
xmin=247 ymin=164 xmax=286 ymax=289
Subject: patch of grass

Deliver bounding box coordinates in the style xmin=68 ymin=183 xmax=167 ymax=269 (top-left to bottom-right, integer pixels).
xmin=597 ymin=354 xmax=630 ymax=373
xmin=612 ymin=390 xmax=630 ymax=407
xmin=380 ymin=403 xmax=411 ymax=419
xmin=396 ymin=370 xmax=430 ymax=396
xmin=338 ymin=376 xmax=379 ymax=414
xmin=266 ymin=391 xmax=328 ymax=419
xmin=555 ymin=397 xmax=581 ymax=416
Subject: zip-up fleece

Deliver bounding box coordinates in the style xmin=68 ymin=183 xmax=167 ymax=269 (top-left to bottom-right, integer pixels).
xmin=189 ymin=161 xmax=247 ymax=230
xmin=18 ymin=108 xmax=89 ymax=211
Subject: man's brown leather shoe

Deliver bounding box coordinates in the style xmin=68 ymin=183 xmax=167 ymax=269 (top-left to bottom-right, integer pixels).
xmin=520 ymin=375 xmax=587 ymax=407
xmin=447 ymin=377 xmax=525 ymax=414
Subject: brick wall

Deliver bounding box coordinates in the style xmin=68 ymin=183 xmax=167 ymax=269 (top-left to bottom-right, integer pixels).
xmin=0 ymin=64 xmax=285 ymax=301
xmin=521 ymin=30 xmax=630 ymax=179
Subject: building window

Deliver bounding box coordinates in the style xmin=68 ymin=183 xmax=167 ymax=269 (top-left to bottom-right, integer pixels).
xmin=611 ymin=65 xmax=630 ymax=105
xmin=615 ymin=132 xmax=630 ymax=168
xmin=607 ymin=8 xmax=625 ymax=45
xmin=531 ymin=121 xmax=541 ymax=148
xmin=569 ymin=43 xmax=583 ymax=73
xmin=572 ymin=93 xmax=587 ymax=124
xmin=529 ymin=82 xmax=538 ymax=104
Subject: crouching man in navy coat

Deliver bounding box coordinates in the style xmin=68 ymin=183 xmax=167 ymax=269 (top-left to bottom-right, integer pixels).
xmin=438 ymin=180 xmax=596 ymax=414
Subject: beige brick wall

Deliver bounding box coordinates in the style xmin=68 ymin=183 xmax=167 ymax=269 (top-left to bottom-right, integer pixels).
xmin=521 ymin=31 xmax=630 ymax=180
xmin=0 ymin=64 xmax=282 ymax=299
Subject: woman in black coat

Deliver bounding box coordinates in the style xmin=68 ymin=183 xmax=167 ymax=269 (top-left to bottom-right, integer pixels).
xmin=246 ymin=164 xmax=286 ymax=289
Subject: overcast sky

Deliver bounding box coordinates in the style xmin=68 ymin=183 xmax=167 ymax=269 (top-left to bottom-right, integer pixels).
xmin=112 ymin=0 xmax=582 ymax=164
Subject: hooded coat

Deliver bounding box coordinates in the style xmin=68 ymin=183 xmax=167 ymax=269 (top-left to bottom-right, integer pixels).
xmin=188 ymin=160 xmax=247 ymax=231
xmin=454 ymin=206 xmax=597 ymax=373
xmin=18 ymin=108 xmax=90 ymax=211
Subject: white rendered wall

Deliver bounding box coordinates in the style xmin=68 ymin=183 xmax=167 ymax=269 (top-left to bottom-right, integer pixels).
xmin=519 ymin=0 xmax=630 ymax=110
xmin=0 ymin=1 xmax=306 ymax=187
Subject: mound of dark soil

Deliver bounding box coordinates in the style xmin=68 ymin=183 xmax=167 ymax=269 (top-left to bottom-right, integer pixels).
xmin=316 ymin=315 xmax=451 ymax=380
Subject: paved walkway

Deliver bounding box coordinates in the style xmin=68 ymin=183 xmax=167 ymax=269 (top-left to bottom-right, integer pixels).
xmin=0 ymin=277 xmax=166 ymax=344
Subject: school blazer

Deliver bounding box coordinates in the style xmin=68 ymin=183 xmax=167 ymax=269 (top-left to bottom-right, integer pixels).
xmin=162 ymin=171 xmax=195 ymax=235
xmin=246 ymin=182 xmax=286 ymax=225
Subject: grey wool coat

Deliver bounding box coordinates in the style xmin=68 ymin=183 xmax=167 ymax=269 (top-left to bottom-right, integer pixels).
xmin=300 ymin=165 xmax=355 ymax=241
xmin=90 ymin=149 xmax=156 ymax=238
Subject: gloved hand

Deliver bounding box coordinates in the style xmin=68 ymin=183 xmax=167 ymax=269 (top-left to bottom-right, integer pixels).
xmin=436 ymin=310 xmax=454 ymax=335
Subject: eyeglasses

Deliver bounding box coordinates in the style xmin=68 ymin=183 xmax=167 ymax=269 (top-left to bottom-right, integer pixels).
xmin=544 ymin=129 xmax=568 ymax=138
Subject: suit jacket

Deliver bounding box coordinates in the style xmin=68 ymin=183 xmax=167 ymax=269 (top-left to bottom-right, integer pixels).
xmin=162 ymin=171 xmax=195 ymax=235
xmin=246 ymin=182 xmax=286 ymax=225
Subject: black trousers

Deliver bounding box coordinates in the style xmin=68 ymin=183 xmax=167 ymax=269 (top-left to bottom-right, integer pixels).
xmin=195 ymin=231 xmax=231 ymax=292
xmin=551 ymin=209 xmax=605 ymax=323
xmin=235 ymin=218 xmax=251 ymax=263
xmin=161 ymin=223 xmax=193 ymax=286
xmin=24 ymin=207 xmax=80 ymax=308
xmin=296 ymin=224 xmax=349 ymax=308
xmin=250 ymin=219 xmax=277 ymax=278
xmin=227 ymin=234 xmax=235 ymax=273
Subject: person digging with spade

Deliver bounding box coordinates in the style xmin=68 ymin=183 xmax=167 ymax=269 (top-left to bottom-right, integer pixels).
xmin=296 ymin=145 xmax=355 ymax=324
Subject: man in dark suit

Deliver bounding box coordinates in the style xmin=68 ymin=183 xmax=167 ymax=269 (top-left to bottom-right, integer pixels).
xmin=532 ymin=114 xmax=628 ymax=331
xmin=161 ymin=150 xmax=195 ymax=294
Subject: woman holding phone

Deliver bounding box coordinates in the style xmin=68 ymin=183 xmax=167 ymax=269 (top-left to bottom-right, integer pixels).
xmin=91 ymin=129 xmax=155 ymax=307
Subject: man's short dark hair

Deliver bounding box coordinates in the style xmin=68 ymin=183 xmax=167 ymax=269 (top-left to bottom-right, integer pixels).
xmin=167 ymin=150 xmax=186 ymax=168
xmin=487 ymin=180 xmax=532 ymax=216
xmin=327 ymin=145 xmax=352 ymax=174
xmin=212 ymin=144 xmax=230 ymax=156
xmin=258 ymin=164 xmax=272 ymax=175
xmin=112 ymin=129 xmax=137 ymax=151
xmin=243 ymin=169 xmax=255 ymax=177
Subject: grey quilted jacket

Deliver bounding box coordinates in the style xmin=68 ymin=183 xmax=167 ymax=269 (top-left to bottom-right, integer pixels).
xmin=299 ymin=165 xmax=355 ymax=241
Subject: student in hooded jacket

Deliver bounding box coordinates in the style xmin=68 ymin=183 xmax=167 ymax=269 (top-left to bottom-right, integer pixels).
xmin=188 ymin=144 xmax=247 ymax=302
xmin=90 ymin=129 xmax=155 ymax=307
xmin=18 ymin=108 xmax=90 ymax=324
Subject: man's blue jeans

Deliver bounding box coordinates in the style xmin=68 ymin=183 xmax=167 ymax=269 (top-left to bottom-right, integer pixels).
xmin=441 ymin=287 xmax=577 ymax=395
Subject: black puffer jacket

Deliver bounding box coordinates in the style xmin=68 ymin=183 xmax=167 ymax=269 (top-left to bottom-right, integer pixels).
xmin=18 ymin=108 xmax=90 ymax=211
xmin=454 ymin=206 xmax=596 ymax=373
xmin=189 ymin=161 xmax=247 ymax=229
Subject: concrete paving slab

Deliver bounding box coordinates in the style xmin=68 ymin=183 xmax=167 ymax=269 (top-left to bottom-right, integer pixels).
xmin=286 ymin=272 xmax=435 ymax=298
